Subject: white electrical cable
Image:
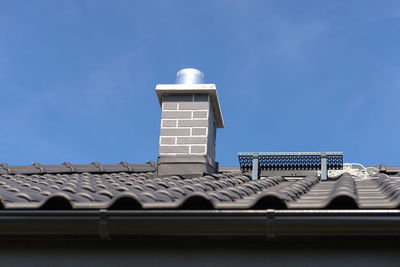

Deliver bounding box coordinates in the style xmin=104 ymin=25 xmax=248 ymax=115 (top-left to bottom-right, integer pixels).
xmin=323 ymin=163 xmax=382 ymax=181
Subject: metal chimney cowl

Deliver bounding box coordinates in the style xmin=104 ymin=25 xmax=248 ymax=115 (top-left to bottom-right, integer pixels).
xmin=175 ymin=68 xmax=205 ymax=84
xmin=155 ymin=68 xmax=224 ymax=177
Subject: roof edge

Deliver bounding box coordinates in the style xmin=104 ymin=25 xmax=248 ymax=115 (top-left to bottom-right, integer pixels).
xmin=0 ymin=210 xmax=400 ymax=239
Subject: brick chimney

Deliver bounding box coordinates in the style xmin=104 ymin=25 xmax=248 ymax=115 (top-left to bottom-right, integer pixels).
xmin=155 ymin=68 xmax=224 ymax=177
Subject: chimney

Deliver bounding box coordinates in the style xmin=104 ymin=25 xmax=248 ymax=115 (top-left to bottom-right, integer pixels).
xmin=155 ymin=68 xmax=224 ymax=177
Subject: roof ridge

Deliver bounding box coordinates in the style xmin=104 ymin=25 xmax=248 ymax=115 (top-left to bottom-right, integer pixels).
xmin=0 ymin=161 xmax=157 ymax=175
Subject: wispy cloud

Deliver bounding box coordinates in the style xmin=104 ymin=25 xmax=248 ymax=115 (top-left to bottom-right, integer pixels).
xmin=214 ymin=1 xmax=328 ymax=97
xmin=273 ymin=19 xmax=327 ymax=62
xmin=0 ymin=42 xmax=151 ymax=163
xmin=342 ymin=66 xmax=400 ymax=119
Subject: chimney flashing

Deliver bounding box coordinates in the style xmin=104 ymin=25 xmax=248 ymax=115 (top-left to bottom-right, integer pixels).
xmin=155 ymin=84 xmax=224 ymax=128
xmin=157 ymin=155 xmax=217 ymax=178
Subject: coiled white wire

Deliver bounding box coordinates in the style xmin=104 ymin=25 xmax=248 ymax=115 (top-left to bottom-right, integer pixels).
xmin=322 ymin=163 xmax=383 ymax=181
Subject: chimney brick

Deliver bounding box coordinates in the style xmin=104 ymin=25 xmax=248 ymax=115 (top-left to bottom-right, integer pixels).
xmin=155 ymin=75 xmax=224 ymax=177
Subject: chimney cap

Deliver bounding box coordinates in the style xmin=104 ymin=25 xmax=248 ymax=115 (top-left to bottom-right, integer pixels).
xmin=175 ymin=68 xmax=205 ymax=84
xmin=155 ymin=83 xmax=224 ymax=128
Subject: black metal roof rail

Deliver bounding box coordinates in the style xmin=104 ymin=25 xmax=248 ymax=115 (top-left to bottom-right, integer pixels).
xmin=238 ymin=152 xmax=343 ymax=181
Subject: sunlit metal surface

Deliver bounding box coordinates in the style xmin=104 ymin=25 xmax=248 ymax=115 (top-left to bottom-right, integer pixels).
xmin=175 ymin=68 xmax=205 ymax=84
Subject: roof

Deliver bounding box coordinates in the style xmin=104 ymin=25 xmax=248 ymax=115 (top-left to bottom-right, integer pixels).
xmin=0 ymin=162 xmax=399 ymax=210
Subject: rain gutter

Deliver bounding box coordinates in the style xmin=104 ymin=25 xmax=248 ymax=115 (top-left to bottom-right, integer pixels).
xmin=0 ymin=209 xmax=399 ymax=239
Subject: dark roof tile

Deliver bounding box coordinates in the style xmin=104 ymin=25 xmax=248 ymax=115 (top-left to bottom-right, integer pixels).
xmin=1 ymin=162 xmax=400 ymax=210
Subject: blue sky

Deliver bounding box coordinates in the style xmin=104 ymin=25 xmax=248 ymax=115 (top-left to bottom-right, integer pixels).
xmin=1 ymin=0 xmax=399 ymax=167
